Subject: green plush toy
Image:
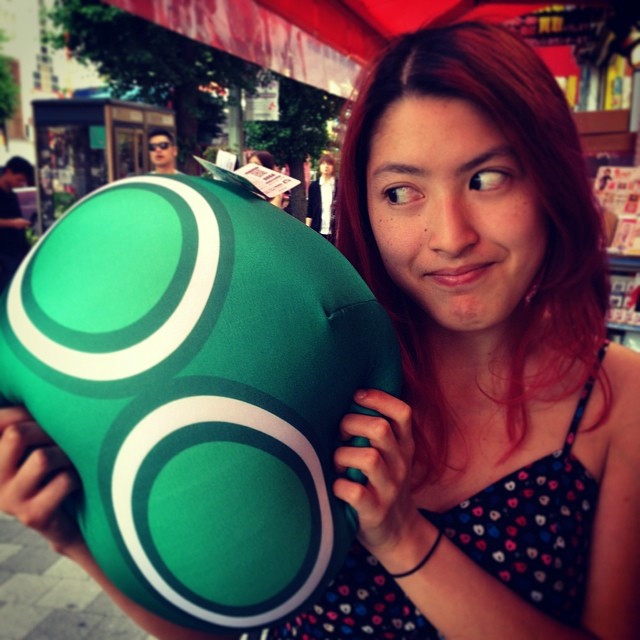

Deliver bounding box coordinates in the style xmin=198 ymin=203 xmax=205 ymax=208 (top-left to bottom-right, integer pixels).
xmin=0 ymin=173 xmax=401 ymax=632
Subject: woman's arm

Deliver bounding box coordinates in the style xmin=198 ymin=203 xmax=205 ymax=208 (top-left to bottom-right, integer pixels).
xmin=580 ymin=344 xmax=640 ymax=639
xmin=0 ymin=217 xmax=31 ymax=229
xmin=0 ymin=407 xmax=237 ymax=640
xmin=334 ymin=387 xmax=638 ymax=640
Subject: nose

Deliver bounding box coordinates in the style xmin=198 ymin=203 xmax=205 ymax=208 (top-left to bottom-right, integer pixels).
xmin=426 ymin=191 xmax=479 ymax=257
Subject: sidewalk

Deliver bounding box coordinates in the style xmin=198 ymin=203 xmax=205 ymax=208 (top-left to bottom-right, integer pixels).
xmin=0 ymin=512 xmax=154 ymax=640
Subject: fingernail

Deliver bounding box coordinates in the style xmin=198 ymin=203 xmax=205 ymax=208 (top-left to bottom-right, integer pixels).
xmin=354 ymin=389 xmax=367 ymax=401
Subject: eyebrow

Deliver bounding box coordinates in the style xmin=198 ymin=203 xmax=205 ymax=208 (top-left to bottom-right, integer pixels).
xmin=370 ymin=145 xmax=517 ymax=179
xmin=371 ymin=163 xmax=426 ymax=178
xmin=456 ymin=145 xmax=516 ymax=175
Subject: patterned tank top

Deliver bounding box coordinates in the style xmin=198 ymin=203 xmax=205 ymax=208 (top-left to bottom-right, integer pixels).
xmin=264 ymin=346 xmax=606 ymax=639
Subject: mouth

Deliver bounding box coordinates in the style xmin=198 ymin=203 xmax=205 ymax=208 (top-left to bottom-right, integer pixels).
xmin=425 ymin=262 xmax=495 ymax=287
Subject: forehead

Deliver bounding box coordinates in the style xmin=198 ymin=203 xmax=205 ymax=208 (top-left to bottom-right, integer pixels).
xmin=368 ymin=96 xmax=509 ymax=169
xmin=149 ymin=135 xmax=172 ymax=144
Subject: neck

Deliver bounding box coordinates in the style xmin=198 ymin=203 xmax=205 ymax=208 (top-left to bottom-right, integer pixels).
xmin=422 ymin=311 xmax=566 ymax=410
xmin=421 ymin=310 xmax=530 ymax=404
xmin=428 ymin=320 xmax=506 ymax=368
xmin=154 ymin=166 xmax=176 ymax=174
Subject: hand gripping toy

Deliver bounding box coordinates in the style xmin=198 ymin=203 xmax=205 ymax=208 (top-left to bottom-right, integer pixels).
xmin=0 ymin=174 xmax=401 ymax=632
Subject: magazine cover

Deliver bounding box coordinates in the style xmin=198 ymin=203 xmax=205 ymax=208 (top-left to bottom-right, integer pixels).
xmin=595 ymin=166 xmax=640 ymax=254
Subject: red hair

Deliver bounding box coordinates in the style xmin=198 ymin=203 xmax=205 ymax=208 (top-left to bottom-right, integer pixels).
xmin=335 ymin=22 xmax=610 ymax=481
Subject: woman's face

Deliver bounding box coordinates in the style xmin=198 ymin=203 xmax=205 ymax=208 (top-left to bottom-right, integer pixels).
xmin=248 ymin=155 xmax=262 ymax=166
xmin=366 ymin=95 xmax=547 ymax=336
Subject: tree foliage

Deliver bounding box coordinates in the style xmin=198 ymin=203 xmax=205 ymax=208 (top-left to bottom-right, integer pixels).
xmin=245 ymin=75 xmax=344 ymax=220
xmin=47 ymin=0 xmax=260 ymax=171
xmin=0 ymin=30 xmax=18 ymax=126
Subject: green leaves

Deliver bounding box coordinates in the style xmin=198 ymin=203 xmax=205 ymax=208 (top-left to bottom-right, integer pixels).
xmin=46 ymin=0 xmax=260 ymax=168
xmin=245 ymin=75 xmax=344 ymax=165
xmin=0 ymin=30 xmax=18 ymax=124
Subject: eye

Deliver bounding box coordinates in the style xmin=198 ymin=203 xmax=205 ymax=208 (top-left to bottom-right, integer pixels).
xmin=469 ymin=170 xmax=509 ymax=191
xmin=384 ymin=185 xmax=423 ymax=205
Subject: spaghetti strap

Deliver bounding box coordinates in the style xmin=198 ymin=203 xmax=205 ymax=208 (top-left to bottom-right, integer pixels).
xmin=562 ymin=341 xmax=609 ymax=455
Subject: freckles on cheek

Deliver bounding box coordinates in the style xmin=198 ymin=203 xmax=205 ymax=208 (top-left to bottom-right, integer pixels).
xmin=373 ymin=219 xmax=403 ymax=257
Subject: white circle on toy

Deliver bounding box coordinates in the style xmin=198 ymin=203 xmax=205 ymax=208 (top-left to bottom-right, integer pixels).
xmin=7 ymin=176 xmax=219 ymax=381
xmin=111 ymin=395 xmax=334 ymax=628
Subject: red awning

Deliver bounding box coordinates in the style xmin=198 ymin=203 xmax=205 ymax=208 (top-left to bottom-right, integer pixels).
xmin=257 ymin=1 xmax=551 ymax=60
xmin=103 ymin=1 xmax=596 ymax=96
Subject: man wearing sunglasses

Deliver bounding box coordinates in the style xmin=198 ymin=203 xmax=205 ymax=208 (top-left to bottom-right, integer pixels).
xmin=148 ymin=128 xmax=179 ymax=174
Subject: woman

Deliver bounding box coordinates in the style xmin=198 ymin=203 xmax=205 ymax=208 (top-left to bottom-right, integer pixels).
xmin=1 ymin=21 xmax=639 ymax=640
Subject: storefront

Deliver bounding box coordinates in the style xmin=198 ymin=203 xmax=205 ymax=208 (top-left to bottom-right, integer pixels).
xmin=32 ymin=98 xmax=175 ymax=232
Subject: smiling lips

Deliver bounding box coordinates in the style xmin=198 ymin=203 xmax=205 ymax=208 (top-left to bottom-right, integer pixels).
xmin=426 ymin=263 xmax=495 ymax=286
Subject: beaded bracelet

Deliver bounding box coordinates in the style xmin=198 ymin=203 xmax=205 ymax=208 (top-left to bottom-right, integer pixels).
xmin=389 ymin=529 xmax=444 ymax=579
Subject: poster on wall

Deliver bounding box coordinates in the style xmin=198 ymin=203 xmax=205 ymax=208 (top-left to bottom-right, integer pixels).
xmin=594 ymin=166 xmax=640 ymax=254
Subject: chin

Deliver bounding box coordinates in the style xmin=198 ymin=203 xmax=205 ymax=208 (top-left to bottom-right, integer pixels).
xmin=427 ymin=306 xmax=503 ymax=334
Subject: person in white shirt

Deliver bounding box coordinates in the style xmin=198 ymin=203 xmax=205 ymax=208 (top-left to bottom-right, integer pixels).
xmin=306 ymin=154 xmax=337 ymax=241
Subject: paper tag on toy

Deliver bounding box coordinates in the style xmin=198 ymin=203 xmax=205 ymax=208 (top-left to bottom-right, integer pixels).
xmin=215 ymin=149 xmax=238 ymax=171
xmin=194 ymin=157 xmax=265 ymax=199
xmin=235 ymin=164 xmax=300 ymax=198
xmin=194 ymin=156 xmax=300 ymax=200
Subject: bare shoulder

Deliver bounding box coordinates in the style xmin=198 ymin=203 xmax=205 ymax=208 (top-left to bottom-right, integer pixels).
xmin=602 ymin=341 xmax=640 ymax=405
xmin=600 ymin=341 xmax=640 ymax=456
xmin=603 ymin=339 xmax=640 ymax=371
xmin=582 ymin=341 xmax=640 ymax=639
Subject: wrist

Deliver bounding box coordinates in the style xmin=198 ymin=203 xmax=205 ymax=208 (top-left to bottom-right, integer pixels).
xmin=51 ymin=536 xmax=87 ymax=559
xmin=389 ymin=528 xmax=443 ymax=578
xmin=373 ymin=514 xmax=441 ymax=577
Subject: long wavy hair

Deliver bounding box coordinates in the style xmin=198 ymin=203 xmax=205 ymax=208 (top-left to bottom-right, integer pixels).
xmin=335 ymin=21 xmax=610 ymax=482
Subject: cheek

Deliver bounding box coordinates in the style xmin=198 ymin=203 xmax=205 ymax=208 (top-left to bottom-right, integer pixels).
xmin=370 ymin=214 xmax=419 ymax=272
xmin=520 ymin=207 xmax=547 ymax=256
xmin=506 ymin=202 xmax=548 ymax=277
xmin=370 ymin=210 xmax=396 ymax=257
xmin=499 ymin=194 xmax=545 ymax=245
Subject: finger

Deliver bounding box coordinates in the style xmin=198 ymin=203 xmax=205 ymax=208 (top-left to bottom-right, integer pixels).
xmin=0 ymin=423 xmax=56 ymax=480
xmin=29 ymin=470 xmax=81 ymax=522
xmin=334 ymin=444 xmax=400 ymax=506
xmin=0 ymin=407 xmax=33 ymax=431
xmin=352 ymin=389 xmax=413 ymax=444
xmin=339 ymin=413 xmax=411 ymax=476
xmin=333 ymin=476 xmax=398 ymax=535
xmin=12 ymin=445 xmax=74 ymax=501
xmin=340 ymin=412 xmax=396 ymax=448
xmin=333 ymin=476 xmax=378 ymax=515
xmin=13 ymin=470 xmax=81 ymax=541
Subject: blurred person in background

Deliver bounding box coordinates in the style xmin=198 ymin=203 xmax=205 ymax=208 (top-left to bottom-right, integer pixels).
xmin=306 ymin=153 xmax=338 ymax=242
xmin=148 ymin=128 xmax=180 ymax=175
xmin=248 ymin=150 xmax=287 ymax=209
xmin=0 ymin=156 xmax=34 ymax=293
